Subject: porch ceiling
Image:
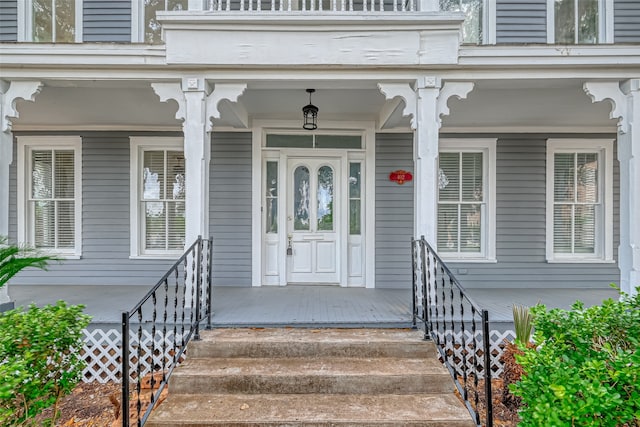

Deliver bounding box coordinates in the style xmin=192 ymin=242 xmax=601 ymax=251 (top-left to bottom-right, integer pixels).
xmin=10 ymin=78 xmax=618 ymax=132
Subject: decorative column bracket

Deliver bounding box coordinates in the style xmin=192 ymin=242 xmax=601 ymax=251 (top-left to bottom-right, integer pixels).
xmin=151 ymin=82 xmax=187 ymax=122
xmin=206 ymin=83 xmax=248 ymax=131
xmin=1 ymin=80 xmax=44 ymax=133
xmin=583 ymin=82 xmax=629 ymax=134
xmin=377 ymin=80 xmax=474 ymax=130
xmin=152 ymin=81 xmax=249 ymax=131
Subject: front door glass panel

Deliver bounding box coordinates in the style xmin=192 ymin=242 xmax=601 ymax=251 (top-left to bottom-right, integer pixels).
xmin=293 ymin=166 xmax=310 ymax=231
xmin=317 ymin=166 xmax=334 ymax=231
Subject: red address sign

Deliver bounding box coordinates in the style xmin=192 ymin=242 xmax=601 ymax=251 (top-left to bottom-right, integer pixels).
xmin=389 ymin=170 xmax=413 ymax=185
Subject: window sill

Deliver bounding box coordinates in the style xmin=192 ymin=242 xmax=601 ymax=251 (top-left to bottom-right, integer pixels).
xmin=50 ymin=254 xmax=81 ymax=260
xmin=546 ymin=258 xmax=616 ymax=264
xmin=129 ymin=255 xmax=181 ymax=261
xmin=439 ymin=257 xmax=497 ymax=264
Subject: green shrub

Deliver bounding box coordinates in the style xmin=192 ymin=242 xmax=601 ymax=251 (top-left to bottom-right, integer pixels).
xmin=511 ymin=289 xmax=640 ymax=427
xmin=0 ymin=301 xmax=92 ymax=426
xmin=0 ymin=236 xmax=53 ymax=289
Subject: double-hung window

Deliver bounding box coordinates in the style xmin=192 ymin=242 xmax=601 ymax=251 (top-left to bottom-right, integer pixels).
xmin=547 ymin=0 xmax=609 ymax=44
xmin=17 ymin=136 xmax=82 ymax=258
xmin=19 ymin=0 xmax=82 ymax=42
xmin=546 ymin=139 xmax=613 ymax=262
xmin=130 ymin=137 xmax=186 ymax=258
xmin=437 ymin=139 xmax=496 ymax=261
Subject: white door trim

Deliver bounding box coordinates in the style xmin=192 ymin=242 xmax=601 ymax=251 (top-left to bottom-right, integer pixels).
xmin=251 ymin=120 xmax=376 ymax=288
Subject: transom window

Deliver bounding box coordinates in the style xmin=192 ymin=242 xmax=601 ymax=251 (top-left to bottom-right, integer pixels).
xmin=17 ymin=136 xmax=82 ymax=258
xmin=437 ymin=139 xmax=495 ymax=261
xmin=266 ymin=134 xmax=362 ymax=149
xmin=546 ymin=139 xmax=613 ymax=262
xmin=130 ymin=138 xmax=186 ymax=257
xmin=548 ymin=0 xmax=600 ymax=44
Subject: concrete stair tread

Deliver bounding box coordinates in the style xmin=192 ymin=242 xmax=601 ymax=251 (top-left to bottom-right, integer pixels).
xmin=190 ymin=328 xmax=435 ymax=358
xmin=146 ymin=393 xmax=475 ymax=426
xmin=175 ymin=357 xmax=448 ymax=376
xmin=198 ymin=328 xmax=425 ymax=343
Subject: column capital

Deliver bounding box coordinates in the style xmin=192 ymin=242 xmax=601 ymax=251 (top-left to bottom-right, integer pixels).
xmin=1 ymin=80 xmax=43 ymax=133
xmin=416 ymin=76 xmax=441 ymax=89
xmin=378 ymin=79 xmax=474 ymax=130
xmin=621 ymin=79 xmax=640 ymax=95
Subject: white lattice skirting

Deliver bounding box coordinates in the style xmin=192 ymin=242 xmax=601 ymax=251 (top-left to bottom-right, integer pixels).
xmin=81 ymin=329 xmax=185 ymax=384
xmin=80 ymin=328 xmax=515 ymax=383
xmin=432 ymin=329 xmax=516 ymax=377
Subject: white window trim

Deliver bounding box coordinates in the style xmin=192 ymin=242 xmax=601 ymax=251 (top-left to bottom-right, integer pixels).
xmin=16 ymin=136 xmax=82 ymax=259
xmin=546 ymin=0 xmax=611 ymax=44
xmin=18 ymin=0 xmax=83 ymax=43
xmin=129 ymin=136 xmax=185 ymax=259
xmin=486 ymin=0 xmax=496 ymax=45
xmin=438 ymin=138 xmax=496 ymax=262
xmin=545 ymin=138 xmax=614 ymax=263
xmin=131 ymin=0 xmax=142 ymax=43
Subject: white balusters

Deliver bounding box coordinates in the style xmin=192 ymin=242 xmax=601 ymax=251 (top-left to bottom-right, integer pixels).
xmin=201 ymin=0 xmax=419 ymax=12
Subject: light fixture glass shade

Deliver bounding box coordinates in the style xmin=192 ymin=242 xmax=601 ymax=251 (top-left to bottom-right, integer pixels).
xmin=302 ymin=89 xmax=318 ymax=130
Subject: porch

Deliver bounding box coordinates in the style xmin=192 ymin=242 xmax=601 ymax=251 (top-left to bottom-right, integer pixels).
xmin=10 ymin=284 xmax=619 ymax=330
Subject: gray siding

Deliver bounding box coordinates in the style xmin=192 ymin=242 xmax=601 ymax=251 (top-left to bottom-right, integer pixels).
xmin=615 ymin=0 xmax=640 ymax=42
xmin=209 ymin=132 xmax=252 ymax=287
xmin=83 ymin=0 xmax=131 ymax=42
xmin=496 ymin=0 xmax=547 ymax=43
xmin=445 ymin=135 xmax=620 ymax=289
xmin=9 ymin=133 xmax=178 ymax=286
xmin=375 ymin=133 xmax=414 ymax=289
xmin=0 ymin=0 xmax=17 ymax=42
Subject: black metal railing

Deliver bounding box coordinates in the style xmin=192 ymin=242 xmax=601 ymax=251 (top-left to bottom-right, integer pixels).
xmin=121 ymin=236 xmax=213 ymax=427
xmin=412 ymin=236 xmax=493 ymax=427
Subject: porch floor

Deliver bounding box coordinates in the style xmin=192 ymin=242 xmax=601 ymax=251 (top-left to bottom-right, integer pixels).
xmin=8 ymin=285 xmax=619 ymax=329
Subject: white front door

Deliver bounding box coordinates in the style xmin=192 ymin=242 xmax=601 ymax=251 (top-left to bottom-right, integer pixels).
xmin=287 ymin=157 xmax=341 ymax=284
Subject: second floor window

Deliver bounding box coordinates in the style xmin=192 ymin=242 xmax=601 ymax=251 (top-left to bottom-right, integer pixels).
xmin=550 ymin=0 xmax=599 ymax=44
xmin=440 ymin=0 xmax=483 ymax=44
xmin=145 ymin=0 xmax=188 ymax=43
xmin=31 ymin=0 xmax=77 ymax=42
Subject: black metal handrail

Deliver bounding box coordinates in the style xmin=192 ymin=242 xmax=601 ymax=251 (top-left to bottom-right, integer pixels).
xmin=121 ymin=236 xmax=213 ymax=427
xmin=412 ymin=236 xmax=493 ymax=427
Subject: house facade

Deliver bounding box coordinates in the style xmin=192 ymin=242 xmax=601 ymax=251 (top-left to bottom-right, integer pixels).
xmin=0 ymin=0 xmax=638 ymax=299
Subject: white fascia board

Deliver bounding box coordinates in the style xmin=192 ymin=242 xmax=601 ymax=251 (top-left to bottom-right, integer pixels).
xmin=0 ymin=44 xmax=167 ymax=68
xmin=459 ymin=45 xmax=640 ymax=67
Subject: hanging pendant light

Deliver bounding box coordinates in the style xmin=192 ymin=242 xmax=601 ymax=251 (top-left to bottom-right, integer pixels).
xmin=302 ymin=89 xmax=318 ymax=130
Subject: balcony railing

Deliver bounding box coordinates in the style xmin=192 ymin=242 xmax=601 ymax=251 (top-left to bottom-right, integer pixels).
xmin=203 ymin=0 xmax=416 ymax=12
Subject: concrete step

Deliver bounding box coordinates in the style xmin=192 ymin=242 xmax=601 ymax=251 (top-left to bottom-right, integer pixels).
xmin=170 ymin=357 xmax=452 ymax=395
xmin=190 ymin=328 xmax=435 ymax=359
xmin=146 ymin=393 xmax=475 ymax=427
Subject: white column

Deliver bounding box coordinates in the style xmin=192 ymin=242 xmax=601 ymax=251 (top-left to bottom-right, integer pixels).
xmin=378 ymin=79 xmax=473 ymax=248
xmin=182 ymin=78 xmax=211 ymax=246
xmin=414 ymin=77 xmax=441 ymax=245
xmin=620 ymin=80 xmax=640 ymax=296
xmin=0 ymin=80 xmax=43 ymax=305
xmin=584 ymin=80 xmax=640 ymax=297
